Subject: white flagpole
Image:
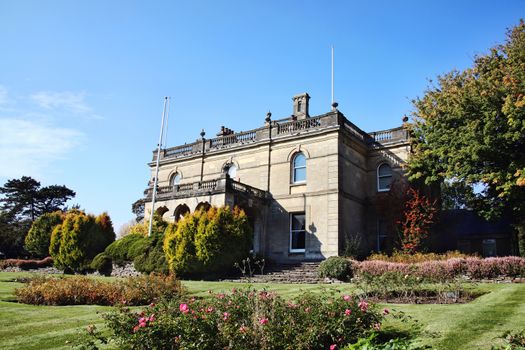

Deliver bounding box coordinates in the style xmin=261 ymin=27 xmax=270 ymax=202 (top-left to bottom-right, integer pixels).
xmin=148 ymin=96 xmax=169 ymax=237
xmin=331 ymin=45 xmax=334 ymax=106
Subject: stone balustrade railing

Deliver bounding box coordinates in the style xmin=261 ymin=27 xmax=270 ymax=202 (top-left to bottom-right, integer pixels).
xmin=153 ymin=111 xmax=409 ymax=162
xmin=144 ymin=177 xmax=268 ymax=201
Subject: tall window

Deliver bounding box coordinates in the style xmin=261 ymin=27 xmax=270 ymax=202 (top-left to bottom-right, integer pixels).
xmin=290 ymin=213 xmax=306 ymax=252
xmin=227 ymin=164 xmax=237 ymax=179
xmin=292 ymin=152 xmax=306 ymax=183
xmin=170 ymin=173 xmax=181 ymax=186
xmin=377 ymin=163 xmax=392 ymax=192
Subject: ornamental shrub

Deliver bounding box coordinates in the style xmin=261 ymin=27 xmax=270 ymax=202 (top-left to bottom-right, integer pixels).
xmin=49 ymin=210 xmax=116 ymax=272
xmin=164 ymin=206 xmax=252 ymax=278
xmin=24 ymin=211 xmax=64 ymax=258
xmin=318 ymin=256 xmax=354 ymax=281
xmin=0 ymin=256 xmax=53 ymax=270
xmin=90 ymin=252 xmax=113 ymax=276
xmin=88 ymin=289 xmax=382 ymax=350
xmin=15 ymin=274 xmax=183 ymax=306
xmin=104 ymin=217 xmax=169 ymax=274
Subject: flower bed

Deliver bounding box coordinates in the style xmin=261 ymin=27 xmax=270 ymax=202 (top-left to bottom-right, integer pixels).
xmin=357 ymin=256 xmax=525 ymax=281
xmin=96 ymin=289 xmax=382 ymax=350
xmin=15 ymin=274 xmax=183 ymax=306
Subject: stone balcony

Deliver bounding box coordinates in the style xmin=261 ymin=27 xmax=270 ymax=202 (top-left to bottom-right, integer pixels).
xmin=152 ymin=111 xmax=410 ymax=162
xmin=144 ymin=176 xmax=268 ymax=202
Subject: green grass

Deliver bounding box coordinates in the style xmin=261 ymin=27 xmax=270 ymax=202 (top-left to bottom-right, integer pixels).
xmin=0 ymin=272 xmax=523 ymax=350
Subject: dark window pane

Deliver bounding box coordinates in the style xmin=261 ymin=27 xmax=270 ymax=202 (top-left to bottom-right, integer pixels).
xmin=378 ymin=164 xmax=392 ymax=177
xmin=291 ymin=231 xmax=305 ymax=250
xmin=292 ymin=214 xmax=305 ymax=230
xmin=378 ymin=177 xmax=391 ymax=190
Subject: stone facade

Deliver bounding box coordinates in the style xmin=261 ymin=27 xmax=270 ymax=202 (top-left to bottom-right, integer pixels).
xmin=144 ymin=93 xmax=410 ymax=262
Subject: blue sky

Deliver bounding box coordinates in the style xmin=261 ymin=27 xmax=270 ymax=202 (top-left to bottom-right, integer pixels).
xmin=0 ymin=1 xmax=523 ymax=233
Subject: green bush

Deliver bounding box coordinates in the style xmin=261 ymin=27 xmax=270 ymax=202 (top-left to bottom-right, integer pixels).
xmin=24 ymin=211 xmax=64 ymax=258
xmin=49 ymin=210 xmax=116 ymax=272
xmin=90 ymin=252 xmax=113 ymax=276
xmin=87 ymin=289 xmax=382 ymax=349
xmin=15 ymin=274 xmax=183 ymax=306
xmin=318 ymin=256 xmax=354 ymax=281
xmin=164 ymin=206 xmax=252 ymax=278
xmin=104 ymin=233 xmax=144 ymax=264
xmin=104 ymin=219 xmax=169 ymax=274
xmin=133 ymin=232 xmax=169 ymax=274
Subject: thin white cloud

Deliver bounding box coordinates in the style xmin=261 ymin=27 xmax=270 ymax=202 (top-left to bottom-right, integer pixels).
xmin=0 ymin=118 xmax=84 ymax=178
xmin=31 ymin=91 xmax=92 ymax=114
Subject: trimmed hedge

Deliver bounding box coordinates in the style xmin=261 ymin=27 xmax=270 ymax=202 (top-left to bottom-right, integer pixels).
xmin=0 ymin=257 xmax=53 ymax=270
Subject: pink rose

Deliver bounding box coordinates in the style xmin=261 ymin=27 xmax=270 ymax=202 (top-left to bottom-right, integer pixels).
xmin=343 ymin=295 xmax=351 ymax=301
xmin=344 ymin=309 xmax=351 ymax=316
xmin=223 ymin=312 xmax=230 ymax=321
xmin=330 ymin=344 xmax=337 ymax=350
xmin=179 ymin=303 xmax=189 ymax=314
xmin=259 ymin=318 xmax=268 ymax=325
xmin=358 ymin=300 xmax=369 ymax=312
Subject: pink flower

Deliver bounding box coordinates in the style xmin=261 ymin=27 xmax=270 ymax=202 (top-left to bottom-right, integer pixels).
xmin=179 ymin=303 xmax=190 ymax=314
xmin=344 ymin=309 xmax=351 ymax=316
xmin=223 ymin=312 xmax=230 ymax=321
xmin=383 ymin=308 xmax=389 ymax=315
xmin=358 ymin=300 xmax=369 ymax=312
xmin=259 ymin=318 xmax=268 ymax=325
xmin=206 ymin=307 xmax=214 ymax=313
xmin=217 ymin=293 xmax=225 ymax=299
xmin=138 ymin=317 xmax=146 ymax=324
xmin=133 ymin=325 xmax=139 ymax=332
xmin=343 ymin=295 xmax=351 ymax=301
xmin=239 ymin=325 xmax=248 ymax=333
xmin=330 ymin=344 xmax=337 ymax=350
xmin=149 ymin=314 xmax=156 ymax=322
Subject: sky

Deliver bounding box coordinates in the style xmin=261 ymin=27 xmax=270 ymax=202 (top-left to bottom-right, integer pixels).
xmin=0 ymin=0 xmax=523 ymax=233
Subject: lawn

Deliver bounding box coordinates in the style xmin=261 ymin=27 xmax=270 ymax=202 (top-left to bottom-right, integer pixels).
xmin=0 ymin=272 xmax=523 ymax=349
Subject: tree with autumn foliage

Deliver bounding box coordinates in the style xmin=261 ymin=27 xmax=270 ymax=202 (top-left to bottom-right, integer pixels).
xmin=408 ymin=20 xmax=525 ymax=255
xmin=398 ymin=188 xmax=438 ymax=254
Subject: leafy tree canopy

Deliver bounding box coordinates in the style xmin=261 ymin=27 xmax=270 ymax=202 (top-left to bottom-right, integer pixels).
xmin=408 ymin=20 xmax=525 ymax=226
xmin=0 ymin=176 xmax=75 ymax=221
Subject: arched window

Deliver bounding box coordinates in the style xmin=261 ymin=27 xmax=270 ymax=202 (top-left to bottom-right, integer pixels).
xmin=170 ymin=173 xmax=181 ymax=186
xmin=226 ymin=164 xmax=237 ymax=179
xmin=377 ymin=163 xmax=393 ymax=192
xmin=173 ymin=204 xmax=190 ymax=222
xmin=292 ymin=153 xmax=306 ymax=183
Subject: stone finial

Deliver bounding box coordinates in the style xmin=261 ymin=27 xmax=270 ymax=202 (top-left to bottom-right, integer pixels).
xmin=402 ymin=115 xmax=409 ymax=123
xmin=265 ymin=111 xmax=272 ymax=123
xmin=200 ymin=129 xmax=206 ymax=139
xmin=331 ymin=102 xmax=339 ymax=111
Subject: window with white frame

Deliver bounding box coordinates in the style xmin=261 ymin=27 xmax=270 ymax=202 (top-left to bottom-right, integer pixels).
xmin=377 ymin=163 xmax=392 ymax=192
xmin=292 ymin=153 xmax=306 ymax=183
xmin=227 ymin=164 xmax=237 ymax=179
xmin=290 ymin=213 xmax=306 ymax=252
xmin=170 ymin=173 xmax=181 ymax=186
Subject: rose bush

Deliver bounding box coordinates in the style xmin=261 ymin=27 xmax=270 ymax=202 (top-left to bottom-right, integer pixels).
xmin=95 ymin=289 xmax=382 ymax=350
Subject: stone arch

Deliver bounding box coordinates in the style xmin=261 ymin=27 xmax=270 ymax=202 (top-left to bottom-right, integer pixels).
xmin=173 ymin=203 xmax=190 ymax=222
xmin=286 ymin=145 xmax=311 ymax=162
xmin=155 ymin=206 xmax=169 ymax=217
xmin=195 ymin=201 xmax=211 ymax=213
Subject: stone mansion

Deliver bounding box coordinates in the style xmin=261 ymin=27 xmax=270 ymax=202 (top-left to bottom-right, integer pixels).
xmin=144 ymin=93 xmax=410 ymax=262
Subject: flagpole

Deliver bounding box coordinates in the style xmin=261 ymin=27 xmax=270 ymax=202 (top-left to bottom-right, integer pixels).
xmin=331 ymin=45 xmax=334 ymax=106
xmin=148 ymin=96 xmax=169 ymax=237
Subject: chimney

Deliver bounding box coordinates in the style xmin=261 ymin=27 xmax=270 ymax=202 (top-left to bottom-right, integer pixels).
xmin=292 ymin=93 xmax=310 ymax=120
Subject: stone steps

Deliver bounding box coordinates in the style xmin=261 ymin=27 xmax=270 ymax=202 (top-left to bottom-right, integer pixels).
xmin=230 ymin=261 xmax=338 ymax=284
